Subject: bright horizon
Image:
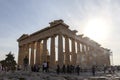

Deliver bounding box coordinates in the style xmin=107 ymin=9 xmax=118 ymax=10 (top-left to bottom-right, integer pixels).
xmin=0 ymin=0 xmax=120 ymax=65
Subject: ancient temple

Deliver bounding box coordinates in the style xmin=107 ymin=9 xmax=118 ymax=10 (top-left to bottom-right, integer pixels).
xmin=17 ymin=19 xmax=111 ymax=68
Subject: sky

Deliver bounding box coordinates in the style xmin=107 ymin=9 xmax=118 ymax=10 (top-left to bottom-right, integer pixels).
xmin=0 ymin=0 xmax=120 ymax=65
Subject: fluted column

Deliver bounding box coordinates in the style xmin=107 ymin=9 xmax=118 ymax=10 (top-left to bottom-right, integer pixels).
xmin=18 ymin=45 xmax=23 ymax=65
xmin=50 ymin=36 xmax=55 ymax=68
xmin=36 ymin=40 xmax=41 ymax=64
xmin=81 ymin=43 xmax=86 ymax=67
xmin=82 ymin=43 xmax=85 ymax=54
xmin=25 ymin=44 xmax=29 ymax=59
xmin=30 ymin=42 xmax=35 ymax=65
xmin=76 ymin=41 xmax=80 ymax=65
xmin=86 ymin=45 xmax=90 ymax=66
xmin=77 ymin=42 xmax=80 ymax=53
xmin=71 ymin=38 xmax=76 ymax=65
xmin=22 ymin=45 xmax=27 ymax=64
xmin=42 ymin=38 xmax=48 ymax=63
xmin=89 ymin=47 xmax=94 ymax=65
xmin=65 ymin=36 xmax=70 ymax=65
xmin=84 ymin=44 xmax=88 ymax=67
xmin=92 ymin=49 xmax=97 ymax=65
xmin=97 ymin=50 xmax=101 ymax=65
xmin=58 ymin=34 xmax=64 ymax=66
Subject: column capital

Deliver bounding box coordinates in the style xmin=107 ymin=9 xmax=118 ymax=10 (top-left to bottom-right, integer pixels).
xmin=51 ymin=34 xmax=57 ymax=37
xmin=37 ymin=39 xmax=42 ymax=42
xmin=63 ymin=35 xmax=68 ymax=38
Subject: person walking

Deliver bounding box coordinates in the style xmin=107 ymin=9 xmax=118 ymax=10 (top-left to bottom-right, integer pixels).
xmin=76 ymin=65 xmax=80 ymax=75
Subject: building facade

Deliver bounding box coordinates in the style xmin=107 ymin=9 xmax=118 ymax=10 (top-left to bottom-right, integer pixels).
xmin=17 ymin=20 xmax=111 ymax=68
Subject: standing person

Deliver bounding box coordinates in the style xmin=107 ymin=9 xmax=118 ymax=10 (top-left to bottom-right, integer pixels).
xmin=104 ymin=66 xmax=107 ymax=74
xmin=23 ymin=56 xmax=29 ymax=71
xmin=46 ymin=62 xmax=49 ymax=72
xmin=76 ymin=65 xmax=80 ymax=75
xmin=62 ymin=64 xmax=66 ymax=74
xmin=56 ymin=64 xmax=60 ymax=74
xmin=42 ymin=61 xmax=47 ymax=72
xmin=92 ymin=65 xmax=96 ymax=76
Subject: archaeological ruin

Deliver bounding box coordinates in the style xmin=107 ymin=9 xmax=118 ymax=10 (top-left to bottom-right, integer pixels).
xmin=17 ymin=19 xmax=111 ymax=68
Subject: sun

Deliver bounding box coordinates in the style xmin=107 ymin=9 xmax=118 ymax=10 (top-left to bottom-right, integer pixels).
xmin=83 ymin=18 xmax=110 ymax=42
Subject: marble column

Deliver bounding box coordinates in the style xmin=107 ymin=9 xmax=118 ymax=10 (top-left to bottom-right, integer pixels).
xmin=96 ymin=50 xmax=99 ymax=65
xmin=86 ymin=45 xmax=90 ymax=66
xmin=42 ymin=38 xmax=48 ymax=63
xmin=22 ymin=45 xmax=27 ymax=64
xmin=58 ymin=34 xmax=64 ymax=66
xmin=25 ymin=44 xmax=29 ymax=59
xmin=50 ymin=36 xmax=55 ymax=68
xmin=77 ymin=42 xmax=80 ymax=53
xmin=71 ymin=38 xmax=76 ymax=65
xmin=36 ymin=40 xmax=41 ymax=64
xmin=90 ymin=47 xmax=94 ymax=65
xmin=76 ymin=41 xmax=80 ymax=65
xmin=93 ymin=49 xmax=97 ymax=65
xmin=107 ymin=53 xmax=110 ymax=65
xmin=81 ymin=43 xmax=86 ymax=67
xmin=65 ymin=36 xmax=70 ymax=65
xmin=30 ymin=42 xmax=35 ymax=65
xmin=18 ymin=45 xmax=23 ymax=65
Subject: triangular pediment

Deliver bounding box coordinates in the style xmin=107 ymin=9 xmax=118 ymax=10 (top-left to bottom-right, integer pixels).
xmin=17 ymin=34 xmax=29 ymax=41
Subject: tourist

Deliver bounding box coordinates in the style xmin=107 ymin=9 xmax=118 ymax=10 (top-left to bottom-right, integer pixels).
xmin=67 ymin=65 xmax=70 ymax=73
xmin=17 ymin=65 xmax=21 ymax=70
xmin=46 ymin=62 xmax=49 ymax=72
xmin=62 ymin=64 xmax=66 ymax=74
xmin=31 ymin=65 xmax=34 ymax=72
xmin=76 ymin=65 xmax=80 ymax=75
xmin=92 ymin=65 xmax=96 ymax=76
xmin=71 ymin=65 xmax=75 ymax=73
xmin=56 ymin=64 xmax=60 ymax=74
xmin=23 ymin=56 xmax=29 ymax=71
xmin=108 ymin=66 xmax=112 ymax=74
xmin=104 ymin=65 xmax=107 ymax=74
xmin=42 ymin=61 xmax=47 ymax=72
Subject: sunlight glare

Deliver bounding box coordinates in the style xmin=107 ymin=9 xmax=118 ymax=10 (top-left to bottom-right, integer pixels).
xmin=84 ymin=18 xmax=110 ymax=42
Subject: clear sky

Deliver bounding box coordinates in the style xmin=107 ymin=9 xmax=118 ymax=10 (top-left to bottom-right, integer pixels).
xmin=0 ymin=0 xmax=120 ymax=65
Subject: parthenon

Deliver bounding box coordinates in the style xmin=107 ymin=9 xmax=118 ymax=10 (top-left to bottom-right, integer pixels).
xmin=17 ymin=19 xmax=110 ymax=68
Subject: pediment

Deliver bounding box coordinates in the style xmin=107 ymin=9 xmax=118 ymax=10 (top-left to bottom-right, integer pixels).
xmin=17 ymin=34 xmax=29 ymax=41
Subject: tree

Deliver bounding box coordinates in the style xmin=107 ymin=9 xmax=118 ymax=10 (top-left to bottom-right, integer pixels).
xmin=0 ymin=60 xmax=6 ymax=70
xmin=5 ymin=52 xmax=17 ymax=70
xmin=0 ymin=52 xmax=17 ymax=71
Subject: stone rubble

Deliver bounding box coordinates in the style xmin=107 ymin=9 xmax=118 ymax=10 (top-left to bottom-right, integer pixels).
xmin=0 ymin=71 xmax=120 ymax=80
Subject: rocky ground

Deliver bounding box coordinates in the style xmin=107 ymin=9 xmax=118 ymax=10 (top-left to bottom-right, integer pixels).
xmin=0 ymin=71 xmax=120 ymax=80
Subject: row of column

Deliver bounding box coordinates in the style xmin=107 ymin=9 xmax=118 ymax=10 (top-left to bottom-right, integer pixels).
xmin=18 ymin=34 xmax=103 ymax=68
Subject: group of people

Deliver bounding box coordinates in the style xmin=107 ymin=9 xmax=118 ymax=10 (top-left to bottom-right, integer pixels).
xmin=30 ymin=61 xmax=49 ymax=72
xmin=22 ymin=56 xmax=119 ymax=76
xmin=31 ymin=64 xmax=40 ymax=72
xmin=23 ymin=56 xmax=49 ymax=72
xmin=56 ymin=64 xmax=80 ymax=75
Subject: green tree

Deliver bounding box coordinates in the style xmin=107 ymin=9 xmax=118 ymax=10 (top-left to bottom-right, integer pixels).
xmin=0 ymin=52 xmax=17 ymax=71
xmin=5 ymin=52 xmax=17 ymax=70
